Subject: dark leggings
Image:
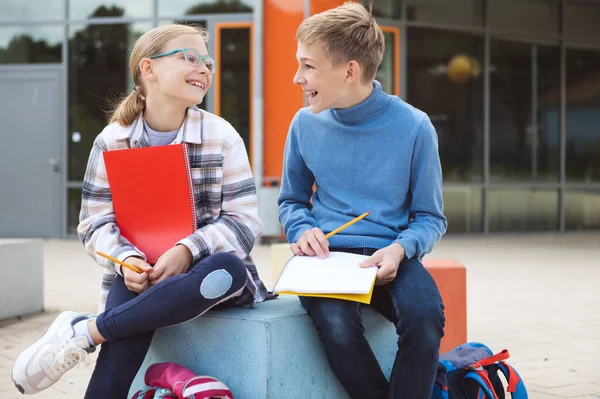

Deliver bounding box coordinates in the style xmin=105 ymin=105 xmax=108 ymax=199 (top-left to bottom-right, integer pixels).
xmin=84 ymin=252 xmax=247 ymax=399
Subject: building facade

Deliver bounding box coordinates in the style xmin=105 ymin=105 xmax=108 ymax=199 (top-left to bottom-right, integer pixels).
xmin=0 ymin=0 xmax=599 ymax=238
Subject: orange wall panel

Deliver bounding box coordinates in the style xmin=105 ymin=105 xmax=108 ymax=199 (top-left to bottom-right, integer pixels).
xmin=263 ymin=0 xmax=304 ymax=181
xmin=310 ymin=0 xmax=347 ymax=15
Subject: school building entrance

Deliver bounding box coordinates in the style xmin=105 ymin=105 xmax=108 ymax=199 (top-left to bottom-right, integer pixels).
xmin=0 ymin=0 xmax=599 ymax=238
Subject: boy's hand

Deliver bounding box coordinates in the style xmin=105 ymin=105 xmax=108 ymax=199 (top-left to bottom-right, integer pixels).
xmin=149 ymin=244 xmax=193 ymax=286
xmin=122 ymin=256 xmax=153 ymax=294
xmin=290 ymin=227 xmax=329 ymax=258
xmin=359 ymin=243 xmax=405 ymax=285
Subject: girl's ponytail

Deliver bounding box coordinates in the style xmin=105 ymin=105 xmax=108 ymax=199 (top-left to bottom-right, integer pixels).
xmin=109 ymin=87 xmax=146 ymax=126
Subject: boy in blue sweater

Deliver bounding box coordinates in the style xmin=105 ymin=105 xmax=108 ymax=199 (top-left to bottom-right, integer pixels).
xmin=277 ymin=2 xmax=447 ymax=398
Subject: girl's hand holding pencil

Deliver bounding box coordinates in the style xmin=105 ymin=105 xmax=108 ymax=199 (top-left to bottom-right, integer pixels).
xmin=96 ymin=251 xmax=153 ymax=294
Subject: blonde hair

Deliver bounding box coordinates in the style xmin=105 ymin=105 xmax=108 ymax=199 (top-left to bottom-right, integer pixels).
xmin=296 ymin=1 xmax=384 ymax=83
xmin=110 ymin=24 xmax=209 ymax=126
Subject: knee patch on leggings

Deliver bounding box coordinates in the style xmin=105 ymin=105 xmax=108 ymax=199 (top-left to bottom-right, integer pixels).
xmin=199 ymin=269 xmax=233 ymax=299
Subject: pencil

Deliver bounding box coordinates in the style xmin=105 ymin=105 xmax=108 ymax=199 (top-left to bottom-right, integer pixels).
xmin=96 ymin=251 xmax=144 ymax=274
xmin=325 ymin=211 xmax=370 ymax=239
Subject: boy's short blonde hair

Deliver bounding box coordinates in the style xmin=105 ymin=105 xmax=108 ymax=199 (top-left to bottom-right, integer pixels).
xmin=296 ymin=1 xmax=384 ymax=83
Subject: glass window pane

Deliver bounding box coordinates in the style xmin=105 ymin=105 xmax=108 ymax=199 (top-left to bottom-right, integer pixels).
xmin=68 ymin=23 xmax=151 ymax=181
xmin=405 ymin=0 xmax=483 ymax=27
xmin=565 ymin=2 xmax=600 ymax=46
xmin=407 ymin=27 xmax=484 ymax=182
xmin=488 ymin=0 xmax=558 ymax=38
xmin=159 ymin=0 xmax=253 ymax=17
xmin=490 ymin=40 xmax=560 ymax=182
xmin=357 ymin=0 xmax=400 ymax=19
xmin=0 ymin=26 xmax=62 ymax=63
xmin=566 ymin=49 xmax=600 ymax=182
xmin=68 ymin=187 xmax=82 ymax=235
xmin=376 ymin=30 xmax=397 ymax=95
xmin=565 ymin=189 xmax=600 ymax=231
xmin=443 ymin=186 xmax=483 ymax=233
xmin=219 ymin=26 xmax=251 ymax=155
xmin=488 ymin=188 xmax=558 ymax=232
xmin=0 ymin=0 xmax=64 ymax=22
xmin=70 ymin=1 xmax=152 ymax=20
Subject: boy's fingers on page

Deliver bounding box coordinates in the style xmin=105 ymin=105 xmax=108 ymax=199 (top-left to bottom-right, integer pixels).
xmin=290 ymin=243 xmax=304 ymax=256
xmin=313 ymin=229 xmax=329 ymax=257
xmin=300 ymin=242 xmax=316 ymax=256
xmin=359 ymin=253 xmax=382 ymax=268
xmin=306 ymin=229 xmax=327 ymax=258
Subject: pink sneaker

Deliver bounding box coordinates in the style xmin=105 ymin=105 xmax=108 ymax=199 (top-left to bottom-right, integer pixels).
xmin=11 ymin=310 xmax=95 ymax=395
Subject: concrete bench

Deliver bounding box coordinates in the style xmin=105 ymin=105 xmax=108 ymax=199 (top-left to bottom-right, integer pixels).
xmin=0 ymin=239 xmax=44 ymax=320
xmin=129 ymin=296 xmax=397 ymax=399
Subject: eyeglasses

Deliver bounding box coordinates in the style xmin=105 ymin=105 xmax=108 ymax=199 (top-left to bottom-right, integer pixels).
xmin=149 ymin=48 xmax=216 ymax=74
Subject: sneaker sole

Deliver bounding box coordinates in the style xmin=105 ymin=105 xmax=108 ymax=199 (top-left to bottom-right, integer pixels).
xmin=11 ymin=310 xmax=77 ymax=395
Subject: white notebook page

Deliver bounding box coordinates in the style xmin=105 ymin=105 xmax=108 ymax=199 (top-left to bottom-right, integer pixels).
xmin=274 ymin=251 xmax=378 ymax=294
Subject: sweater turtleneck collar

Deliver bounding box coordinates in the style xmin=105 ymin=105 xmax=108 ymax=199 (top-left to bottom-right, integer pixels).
xmin=330 ymin=80 xmax=391 ymax=126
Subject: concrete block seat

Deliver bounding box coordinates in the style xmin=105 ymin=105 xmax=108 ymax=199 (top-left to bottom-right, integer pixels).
xmin=129 ymin=296 xmax=397 ymax=399
xmin=0 ymin=239 xmax=44 ymax=321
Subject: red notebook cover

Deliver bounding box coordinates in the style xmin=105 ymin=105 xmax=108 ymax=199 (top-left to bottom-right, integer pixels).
xmin=103 ymin=144 xmax=196 ymax=264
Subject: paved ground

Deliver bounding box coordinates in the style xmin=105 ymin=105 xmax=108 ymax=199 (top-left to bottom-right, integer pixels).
xmin=1 ymin=234 xmax=599 ymax=398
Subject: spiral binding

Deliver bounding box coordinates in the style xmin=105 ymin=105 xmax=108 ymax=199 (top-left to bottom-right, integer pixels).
xmin=182 ymin=143 xmax=197 ymax=232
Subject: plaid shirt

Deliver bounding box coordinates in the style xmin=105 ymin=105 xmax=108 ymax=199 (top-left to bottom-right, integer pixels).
xmin=77 ymin=106 xmax=268 ymax=314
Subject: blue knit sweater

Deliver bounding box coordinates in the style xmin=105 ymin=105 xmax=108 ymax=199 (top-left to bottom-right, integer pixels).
xmin=277 ymin=81 xmax=447 ymax=259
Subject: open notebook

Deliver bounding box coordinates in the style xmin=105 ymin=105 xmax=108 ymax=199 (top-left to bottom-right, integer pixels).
xmin=274 ymin=252 xmax=378 ymax=304
xmin=103 ymin=144 xmax=196 ymax=264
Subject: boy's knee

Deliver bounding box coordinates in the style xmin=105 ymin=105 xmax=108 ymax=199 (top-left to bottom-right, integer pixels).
xmin=397 ymin=303 xmax=445 ymax=347
xmin=300 ymin=298 xmax=364 ymax=347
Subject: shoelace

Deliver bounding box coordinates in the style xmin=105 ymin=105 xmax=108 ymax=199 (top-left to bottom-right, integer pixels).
xmin=50 ymin=339 xmax=90 ymax=374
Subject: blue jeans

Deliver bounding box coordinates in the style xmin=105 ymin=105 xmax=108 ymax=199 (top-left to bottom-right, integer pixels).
xmin=84 ymin=252 xmax=247 ymax=399
xmin=300 ymin=248 xmax=445 ymax=399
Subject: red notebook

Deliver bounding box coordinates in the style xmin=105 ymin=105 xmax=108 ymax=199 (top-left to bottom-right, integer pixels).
xmin=103 ymin=144 xmax=196 ymax=264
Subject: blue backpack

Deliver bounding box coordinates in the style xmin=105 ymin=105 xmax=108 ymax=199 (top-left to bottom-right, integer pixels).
xmin=432 ymin=342 xmax=528 ymax=399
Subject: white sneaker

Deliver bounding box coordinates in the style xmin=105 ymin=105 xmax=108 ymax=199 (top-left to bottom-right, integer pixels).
xmin=11 ymin=310 xmax=96 ymax=395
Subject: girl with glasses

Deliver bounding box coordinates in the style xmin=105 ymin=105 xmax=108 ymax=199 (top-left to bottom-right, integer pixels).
xmin=12 ymin=23 xmax=267 ymax=398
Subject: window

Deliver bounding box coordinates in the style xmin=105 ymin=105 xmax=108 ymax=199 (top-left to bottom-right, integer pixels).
xmin=407 ymin=27 xmax=484 ymax=182
xmin=68 ymin=23 xmax=150 ymax=181
xmin=488 ymin=189 xmax=558 ymax=232
xmin=565 ymin=48 xmax=600 ymax=182
xmin=0 ymin=0 xmax=64 ymax=22
xmin=565 ymin=189 xmax=600 ymax=231
xmin=0 ymin=26 xmax=62 ymax=63
xmin=489 ymin=39 xmax=560 ymax=181
xmin=70 ymin=1 xmax=152 ymax=20
xmin=216 ymin=24 xmax=252 ymax=155
xmin=405 ymin=0 xmax=483 ymax=27
xmin=159 ymin=0 xmax=253 ymax=17
xmin=565 ymin=2 xmax=600 ymax=46
xmin=487 ymin=0 xmax=559 ymax=38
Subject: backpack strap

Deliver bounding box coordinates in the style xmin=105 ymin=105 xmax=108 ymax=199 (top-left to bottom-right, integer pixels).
xmin=497 ymin=363 xmax=529 ymax=399
xmin=476 ymin=349 xmax=510 ymax=367
xmin=463 ymin=368 xmax=499 ymax=399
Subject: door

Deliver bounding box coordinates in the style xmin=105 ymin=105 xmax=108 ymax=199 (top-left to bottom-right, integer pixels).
xmin=0 ymin=67 xmax=63 ymax=237
xmin=212 ymin=21 xmax=253 ymax=161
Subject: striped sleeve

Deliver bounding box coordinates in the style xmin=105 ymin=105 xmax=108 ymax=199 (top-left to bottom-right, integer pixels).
xmin=77 ymin=135 xmax=145 ymax=273
xmin=178 ymin=137 xmax=263 ymax=261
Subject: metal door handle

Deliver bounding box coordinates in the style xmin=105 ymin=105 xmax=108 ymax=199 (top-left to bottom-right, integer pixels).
xmin=49 ymin=158 xmax=60 ymax=172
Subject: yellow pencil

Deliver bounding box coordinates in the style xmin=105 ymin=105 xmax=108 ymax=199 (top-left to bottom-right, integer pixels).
xmin=325 ymin=211 xmax=370 ymax=239
xmin=96 ymin=251 xmax=144 ymax=274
